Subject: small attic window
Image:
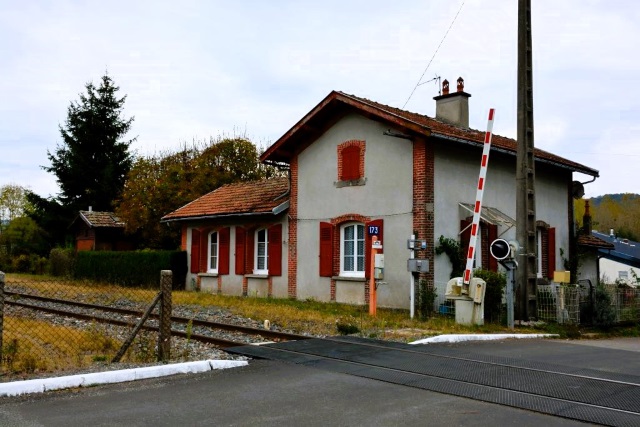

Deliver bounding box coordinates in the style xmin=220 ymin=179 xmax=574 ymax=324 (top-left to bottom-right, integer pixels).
xmin=336 ymin=140 xmax=366 ymax=186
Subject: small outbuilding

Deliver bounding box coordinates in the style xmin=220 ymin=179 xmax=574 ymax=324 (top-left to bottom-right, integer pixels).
xmin=70 ymin=210 xmax=134 ymax=251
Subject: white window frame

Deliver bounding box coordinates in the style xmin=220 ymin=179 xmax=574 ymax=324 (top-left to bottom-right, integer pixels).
xmin=208 ymin=231 xmax=219 ymax=273
xmin=474 ymin=227 xmax=482 ymax=270
xmin=254 ymin=228 xmax=269 ymax=275
xmin=340 ymin=222 xmax=365 ymax=278
xmin=536 ymin=229 xmax=543 ymax=278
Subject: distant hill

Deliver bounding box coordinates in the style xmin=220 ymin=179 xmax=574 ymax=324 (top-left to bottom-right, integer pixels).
xmin=590 ymin=193 xmax=640 ymax=206
xmin=579 ymin=193 xmax=640 ymax=241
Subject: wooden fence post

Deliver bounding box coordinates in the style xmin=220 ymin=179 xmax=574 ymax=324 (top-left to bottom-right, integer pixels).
xmin=158 ymin=270 xmax=172 ymax=362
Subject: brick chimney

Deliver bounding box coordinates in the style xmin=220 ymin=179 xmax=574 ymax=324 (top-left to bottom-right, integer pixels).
xmin=433 ymin=77 xmax=471 ymax=129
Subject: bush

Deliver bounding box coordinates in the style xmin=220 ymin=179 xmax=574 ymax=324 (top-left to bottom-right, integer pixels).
xmin=30 ymin=255 xmax=48 ymax=275
xmin=473 ymin=269 xmax=506 ymax=324
xmin=11 ymin=254 xmax=31 ymax=273
xmin=435 ymin=236 xmax=465 ymax=279
xmin=49 ymin=248 xmax=76 ymax=277
xmin=74 ymin=250 xmax=187 ymax=288
xmin=417 ymin=280 xmax=437 ymax=320
xmin=0 ymin=250 xmax=11 ymax=272
xmin=593 ymin=285 xmax=616 ymax=327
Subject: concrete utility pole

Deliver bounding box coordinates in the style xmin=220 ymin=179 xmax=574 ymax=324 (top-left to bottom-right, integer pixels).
xmin=516 ymin=0 xmax=537 ymax=321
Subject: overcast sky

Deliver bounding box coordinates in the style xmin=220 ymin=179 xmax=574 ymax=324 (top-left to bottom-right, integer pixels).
xmin=1 ymin=0 xmax=638 ymax=200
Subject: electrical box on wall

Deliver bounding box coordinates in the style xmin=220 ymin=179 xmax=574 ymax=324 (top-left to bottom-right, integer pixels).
xmin=407 ymin=259 xmax=429 ymax=273
xmin=374 ymin=254 xmax=384 ymax=279
xmin=407 ymin=239 xmax=428 ymax=250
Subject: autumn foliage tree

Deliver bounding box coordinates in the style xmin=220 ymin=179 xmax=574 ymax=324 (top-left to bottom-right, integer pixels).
xmin=115 ymin=136 xmax=279 ymax=249
xmin=575 ymin=193 xmax=640 ymax=241
xmin=0 ymin=184 xmax=31 ymax=231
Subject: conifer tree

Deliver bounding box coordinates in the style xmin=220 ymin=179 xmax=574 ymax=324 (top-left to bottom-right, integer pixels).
xmin=45 ymin=74 xmax=135 ymax=213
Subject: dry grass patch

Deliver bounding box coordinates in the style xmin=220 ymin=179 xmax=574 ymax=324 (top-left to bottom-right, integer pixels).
xmin=1 ymin=316 xmax=129 ymax=378
xmin=172 ymin=291 xmax=515 ymax=340
xmin=6 ymin=273 xmax=157 ymax=305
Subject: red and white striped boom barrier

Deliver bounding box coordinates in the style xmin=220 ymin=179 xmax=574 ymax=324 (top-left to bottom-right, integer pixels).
xmin=463 ymin=108 xmax=496 ymax=286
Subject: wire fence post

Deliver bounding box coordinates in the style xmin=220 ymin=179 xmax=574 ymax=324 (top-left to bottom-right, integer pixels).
xmin=0 ymin=271 xmax=4 ymax=364
xmin=158 ymin=270 xmax=172 ymax=362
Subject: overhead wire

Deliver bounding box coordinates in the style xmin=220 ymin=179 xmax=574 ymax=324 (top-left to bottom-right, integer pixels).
xmin=402 ymin=0 xmax=466 ymax=110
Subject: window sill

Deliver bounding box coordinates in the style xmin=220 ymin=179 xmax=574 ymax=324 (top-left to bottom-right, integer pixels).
xmin=334 ymin=177 xmax=366 ymax=188
xmin=246 ymin=274 xmax=269 ymax=279
xmin=198 ymin=272 xmax=218 ymax=278
xmin=332 ymin=276 xmax=366 ymax=282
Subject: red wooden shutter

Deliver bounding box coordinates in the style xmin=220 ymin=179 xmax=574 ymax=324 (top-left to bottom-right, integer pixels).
xmin=488 ymin=223 xmax=498 ymax=272
xmin=460 ymin=219 xmax=472 ymax=260
xmin=319 ymin=222 xmax=333 ymax=277
xmin=199 ymin=229 xmax=210 ymax=273
xmin=341 ymin=146 xmax=360 ymax=180
xmin=235 ymin=227 xmax=246 ymax=275
xmin=547 ymin=227 xmax=556 ymax=279
xmin=190 ymin=229 xmax=201 ymax=273
xmin=268 ymin=224 xmax=282 ymax=276
xmin=218 ymin=227 xmax=230 ymax=275
xmin=246 ymin=228 xmax=255 ymax=274
xmin=364 ymin=219 xmax=383 ymax=278
xmin=181 ymin=225 xmax=188 ymax=251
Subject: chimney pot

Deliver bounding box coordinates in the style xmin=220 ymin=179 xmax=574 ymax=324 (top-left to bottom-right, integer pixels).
xmin=442 ymin=79 xmax=449 ymax=95
xmin=457 ymin=77 xmax=464 ymax=92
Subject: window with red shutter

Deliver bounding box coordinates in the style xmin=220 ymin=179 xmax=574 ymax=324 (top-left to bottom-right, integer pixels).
xmin=235 ymin=227 xmax=246 ymax=275
xmin=340 ymin=222 xmax=365 ymax=277
xmin=218 ymin=227 xmax=230 ymax=275
xmin=208 ymin=231 xmax=219 ymax=272
xmin=190 ymin=229 xmax=201 ymax=273
xmin=341 ymin=146 xmax=360 ymax=181
xmin=199 ymin=229 xmax=209 ymax=273
xmin=247 ymin=228 xmax=255 ymax=274
xmin=547 ymin=227 xmax=556 ymax=279
xmin=319 ymin=222 xmax=333 ymax=277
xmin=268 ymin=224 xmax=282 ymax=276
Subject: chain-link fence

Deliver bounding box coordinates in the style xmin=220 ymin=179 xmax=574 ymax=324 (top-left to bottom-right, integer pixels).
xmin=601 ymin=284 xmax=640 ymax=324
xmin=536 ymin=284 xmax=581 ymax=324
xmin=537 ymin=281 xmax=640 ymax=325
xmin=0 ymin=271 xmax=172 ymax=382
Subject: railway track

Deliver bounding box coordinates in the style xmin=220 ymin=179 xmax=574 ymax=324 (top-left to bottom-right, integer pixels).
xmin=4 ymin=291 xmax=311 ymax=348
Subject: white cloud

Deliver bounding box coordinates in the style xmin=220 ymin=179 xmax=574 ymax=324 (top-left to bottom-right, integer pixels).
xmin=1 ymin=0 xmax=639 ymax=200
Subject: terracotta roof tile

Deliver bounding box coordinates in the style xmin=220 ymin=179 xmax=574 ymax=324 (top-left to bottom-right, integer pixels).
xmin=338 ymin=92 xmax=598 ymax=175
xmin=577 ymin=234 xmax=615 ymax=249
xmin=162 ymin=177 xmax=289 ymax=221
xmin=261 ymin=90 xmax=598 ymax=177
xmin=78 ymin=211 xmax=125 ymax=228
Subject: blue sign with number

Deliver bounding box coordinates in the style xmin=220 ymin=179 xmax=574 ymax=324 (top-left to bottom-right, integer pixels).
xmin=368 ymin=226 xmax=379 ymax=236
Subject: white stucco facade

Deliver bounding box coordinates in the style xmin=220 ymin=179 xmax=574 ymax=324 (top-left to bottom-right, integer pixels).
xmin=296 ymin=114 xmax=414 ymax=307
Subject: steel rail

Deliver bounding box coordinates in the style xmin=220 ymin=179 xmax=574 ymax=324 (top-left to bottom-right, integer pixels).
xmin=4 ymin=299 xmax=307 ymax=348
xmin=5 ymin=291 xmax=310 ymax=342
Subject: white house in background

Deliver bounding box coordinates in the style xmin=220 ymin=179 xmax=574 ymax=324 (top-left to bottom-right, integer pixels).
xmin=592 ymin=230 xmax=640 ymax=285
xmin=162 ymin=78 xmax=601 ymax=310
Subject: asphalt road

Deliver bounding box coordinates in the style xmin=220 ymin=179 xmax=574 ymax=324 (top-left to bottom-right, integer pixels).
xmin=0 ymin=337 xmax=638 ymax=427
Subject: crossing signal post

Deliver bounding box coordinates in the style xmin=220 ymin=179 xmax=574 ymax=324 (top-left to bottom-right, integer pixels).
xmin=490 ymin=238 xmax=519 ymax=329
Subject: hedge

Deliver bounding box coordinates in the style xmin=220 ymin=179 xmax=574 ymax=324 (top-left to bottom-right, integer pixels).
xmin=74 ymin=250 xmax=187 ymax=289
